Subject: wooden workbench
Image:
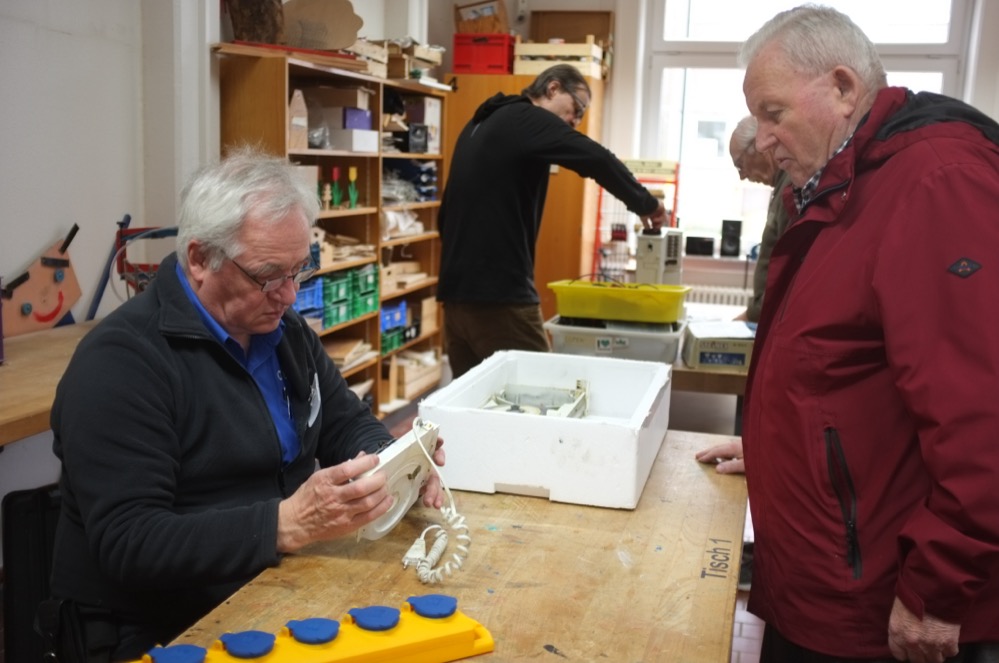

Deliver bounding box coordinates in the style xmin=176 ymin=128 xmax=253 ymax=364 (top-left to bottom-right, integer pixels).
xmin=0 ymin=321 xmax=95 ymax=446
xmin=173 ymin=430 xmax=747 ymax=661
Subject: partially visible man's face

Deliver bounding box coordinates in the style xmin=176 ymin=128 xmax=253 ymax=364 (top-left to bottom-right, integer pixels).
xmin=729 ymin=136 xmax=776 ymax=186
xmin=743 ymin=41 xmax=853 ymax=188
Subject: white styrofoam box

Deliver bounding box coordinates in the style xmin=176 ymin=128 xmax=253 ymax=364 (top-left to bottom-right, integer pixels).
xmin=418 ymin=350 xmax=671 ymax=509
xmin=328 ymin=128 xmax=379 ymax=153
xmin=544 ymin=316 xmax=684 ymax=364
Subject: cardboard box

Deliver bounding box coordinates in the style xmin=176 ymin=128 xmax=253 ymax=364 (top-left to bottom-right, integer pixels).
xmin=419 ymin=296 xmax=439 ymax=334
xmin=403 ymin=97 xmax=442 ymax=154
xmin=419 ymin=350 xmax=672 ymax=509
xmin=323 ymin=107 xmax=373 ymax=130
xmin=681 ymin=321 xmax=755 ymax=374
xmin=455 ymin=1 xmax=509 ymax=34
xmin=303 ymin=85 xmax=375 ymax=112
xmin=288 ymin=89 xmax=309 ymax=150
xmin=397 ymin=349 xmax=443 ymax=400
xmin=328 ymin=129 xmax=378 ymax=153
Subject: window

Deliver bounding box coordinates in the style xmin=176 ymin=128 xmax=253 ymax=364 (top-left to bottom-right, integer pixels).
xmin=643 ymin=0 xmax=970 ymax=255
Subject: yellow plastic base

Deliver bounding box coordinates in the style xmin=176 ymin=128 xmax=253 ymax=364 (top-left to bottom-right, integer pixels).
xmin=137 ymin=597 xmax=494 ymax=663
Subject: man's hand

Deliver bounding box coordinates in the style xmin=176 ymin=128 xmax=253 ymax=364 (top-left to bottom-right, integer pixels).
xmin=276 ymin=452 xmax=392 ymax=553
xmin=420 ymin=437 xmax=447 ymax=509
xmin=888 ymin=597 xmax=960 ymax=663
xmin=641 ymin=201 xmax=669 ymax=231
xmin=695 ymin=440 xmax=745 ymax=474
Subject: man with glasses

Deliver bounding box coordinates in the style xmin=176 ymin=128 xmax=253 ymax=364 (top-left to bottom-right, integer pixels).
xmin=44 ymin=148 xmax=446 ymax=661
xmin=438 ymin=64 xmax=669 ymax=378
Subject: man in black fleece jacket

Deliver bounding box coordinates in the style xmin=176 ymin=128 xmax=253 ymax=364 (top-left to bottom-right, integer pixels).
xmin=43 ymin=149 xmax=445 ymax=661
xmin=438 ymin=64 xmax=668 ymax=378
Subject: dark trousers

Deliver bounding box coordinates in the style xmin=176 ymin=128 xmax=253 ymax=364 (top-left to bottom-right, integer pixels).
xmin=443 ymin=302 xmax=550 ymax=378
xmin=762 ymin=624 xmax=999 ymax=663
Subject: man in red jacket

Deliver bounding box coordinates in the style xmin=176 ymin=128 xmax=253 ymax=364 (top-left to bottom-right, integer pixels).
xmin=738 ymin=5 xmax=999 ymax=662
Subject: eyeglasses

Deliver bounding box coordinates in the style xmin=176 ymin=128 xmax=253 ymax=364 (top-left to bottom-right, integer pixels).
xmin=565 ymin=87 xmax=588 ymax=122
xmin=229 ymin=257 xmax=317 ymax=293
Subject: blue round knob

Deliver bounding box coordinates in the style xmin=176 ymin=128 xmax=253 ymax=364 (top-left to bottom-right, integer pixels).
xmin=349 ymin=606 xmax=400 ymax=631
xmin=219 ymin=630 xmax=275 ymax=658
xmin=408 ymin=594 xmax=458 ymax=619
xmin=287 ymin=617 xmax=339 ymax=645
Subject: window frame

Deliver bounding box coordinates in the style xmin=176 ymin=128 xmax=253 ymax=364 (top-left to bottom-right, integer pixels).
xmin=637 ymin=0 xmax=972 ymax=245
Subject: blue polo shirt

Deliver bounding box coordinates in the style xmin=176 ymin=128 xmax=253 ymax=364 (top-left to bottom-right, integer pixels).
xmin=175 ymin=262 xmax=299 ymax=465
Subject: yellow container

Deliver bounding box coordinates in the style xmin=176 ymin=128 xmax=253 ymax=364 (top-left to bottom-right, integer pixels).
xmin=548 ymin=280 xmax=691 ymax=323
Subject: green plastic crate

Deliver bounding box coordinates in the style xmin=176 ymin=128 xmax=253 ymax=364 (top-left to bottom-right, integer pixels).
xmin=323 ymin=274 xmax=351 ymax=304
xmin=351 ymin=264 xmax=379 ymax=295
xmin=381 ymin=329 xmax=403 ymax=354
xmin=351 ymin=292 xmax=379 ymax=318
xmin=323 ymin=301 xmax=351 ymax=329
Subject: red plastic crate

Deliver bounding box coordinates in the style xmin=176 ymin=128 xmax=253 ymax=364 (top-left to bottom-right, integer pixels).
xmin=453 ymin=33 xmax=514 ymax=74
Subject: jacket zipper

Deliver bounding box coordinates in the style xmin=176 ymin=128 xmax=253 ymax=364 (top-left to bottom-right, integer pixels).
xmin=824 ymin=427 xmax=862 ymax=579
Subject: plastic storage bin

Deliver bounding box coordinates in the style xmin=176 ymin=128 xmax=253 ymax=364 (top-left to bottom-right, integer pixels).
xmin=453 ymin=34 xmax=514 ymax=74
xmin=548 ymin=280 xmax=691 ymax=324
xmin=293 ymin=278 xmax=323 ymax=314
xmin=544 ymin=316 xmax=684 ymax=363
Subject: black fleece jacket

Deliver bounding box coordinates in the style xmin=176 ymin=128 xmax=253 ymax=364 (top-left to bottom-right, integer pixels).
xmin=48 ymin=252 xmax=392 ymax=656
xmin=438 ymin=93 xmax=659 ymax=304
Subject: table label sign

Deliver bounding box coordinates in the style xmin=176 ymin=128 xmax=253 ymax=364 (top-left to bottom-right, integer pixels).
xmin=701 ymin=537 xmax=735 ymax=580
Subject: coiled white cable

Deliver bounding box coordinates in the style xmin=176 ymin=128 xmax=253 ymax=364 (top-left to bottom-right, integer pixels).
xmin=401 ymin=418 xmax=471 ymax=584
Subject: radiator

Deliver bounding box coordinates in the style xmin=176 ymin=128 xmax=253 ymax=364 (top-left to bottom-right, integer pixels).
xmin=685 ymin=285 xmax=754 ymax=308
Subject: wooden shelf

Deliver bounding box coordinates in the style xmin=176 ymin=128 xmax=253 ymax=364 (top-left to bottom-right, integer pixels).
xmin=314 ymin=256 xmax=377 ymax=277
xmin=380 ymin=277 xmax=439 ymax=302
xmin=219 ymin=45 xmax=448 ymax=413
xmin=382 ymin=152 xmax=444 ymax=160
xmin=380 ymin=230 xmax=439 ymax=247
xmin=317 ymin=206 xmax=378 ymax=219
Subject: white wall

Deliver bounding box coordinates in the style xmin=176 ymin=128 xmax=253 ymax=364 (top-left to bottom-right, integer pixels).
xmin=0 ymin=0 xmax=143 ymax=322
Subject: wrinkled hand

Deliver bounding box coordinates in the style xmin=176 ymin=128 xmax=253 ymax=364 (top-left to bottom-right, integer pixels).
xmin=642 ymin=201 xmax=669 ymax=231
xmin=277 ymin=452 xmax=392 ymax=553
xmin=888 ymin=597 xmax=960 ymax=663
xmin=695 ymin=440 xmax=745 ymax=475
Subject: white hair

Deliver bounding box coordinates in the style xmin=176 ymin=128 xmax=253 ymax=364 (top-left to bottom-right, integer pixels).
xmin=738 ymin=4 xmax=886 ymax=90
xmin=176 ymin=146 xmax=319 ymax=271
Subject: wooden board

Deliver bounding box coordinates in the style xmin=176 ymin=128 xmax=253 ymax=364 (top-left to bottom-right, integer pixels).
xmin=171 ymin=430 xmax=747 ymax=662
xmin=2 ymin=240 xmax=82 ymax=337
xmin=530 ymin=10 xmax=614 ymax=49
xmin=0 ymin=321 xmax=95 ymax=446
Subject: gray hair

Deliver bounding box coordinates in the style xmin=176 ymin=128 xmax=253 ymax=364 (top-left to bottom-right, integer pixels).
xmin=738 ymin=4 xmax=886 ymax=91
xmin=176 ymin=146 xmax=319 ymax=271
xmin=731 ymin=116 xmax=758 ymax=153
xmin=521 ymin=64 xmax=591 ymax=100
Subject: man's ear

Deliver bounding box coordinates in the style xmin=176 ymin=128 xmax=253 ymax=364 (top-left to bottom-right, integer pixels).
xmin=832 ymin=65 xmax=862 ymax=116
xmin=186 ymin=241 xmax=211 ymax=282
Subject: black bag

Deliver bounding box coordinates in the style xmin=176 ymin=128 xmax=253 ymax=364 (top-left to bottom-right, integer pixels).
xmin=2 ymin=483 xmax=60 ymax=661
xmin=35 ymin=598 xmax=116 ymax=663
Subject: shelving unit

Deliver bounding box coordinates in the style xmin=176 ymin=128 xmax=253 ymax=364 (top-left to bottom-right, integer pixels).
xmin=215 ymin=43 xmax=448 ymax=417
